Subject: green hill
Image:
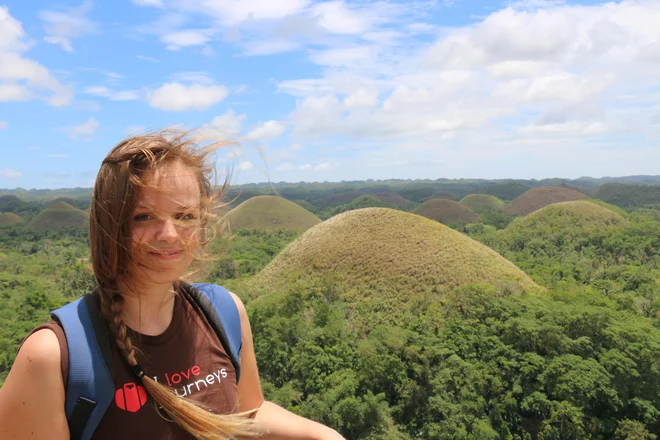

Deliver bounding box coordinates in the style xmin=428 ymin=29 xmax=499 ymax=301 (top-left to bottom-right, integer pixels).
xmin=319 ymin=191 xmax=366 ymax=207
xmin=504 ymin=186 xmax=589 ymax=216
xmin=223 ymin=196 xmax=321 ymax=232
xmin=254 ymin=208 xmax=539 ymax=297
xmin=293 ymin=199 xmax=316 ymax=211
xmin=28 ymin=202 xmax=88 ymax=229
xmin=475 ymin=182 xmax=530 ymax=200
xmin=374 ymin=192 xmax=415 ymax=209
xmin=413 ymin=199 xmax=479 ymax=224
xmin=0 ymin=213 xmax=22 ymax=226
xmin=0 ymin=195 xmax=27 ymax=213
xmin=459 ymin=194 xmax=505 ymax=214
xmin=595 ymin=182 xmax=660 ymax=208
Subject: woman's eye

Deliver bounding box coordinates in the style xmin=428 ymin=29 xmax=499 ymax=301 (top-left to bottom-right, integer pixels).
xmin=176 ymin=212 xmax=197 ymax=221
xmin=134 ymin=213 xmax=152 ymax=222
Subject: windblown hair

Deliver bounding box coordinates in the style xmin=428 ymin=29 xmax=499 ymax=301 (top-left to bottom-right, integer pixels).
xmin=88 ymin=130 xmax=257 ymax=439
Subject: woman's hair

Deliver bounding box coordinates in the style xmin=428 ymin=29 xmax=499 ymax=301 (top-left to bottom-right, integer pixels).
xmin=88 ymin=130 xmax=257 ymax=439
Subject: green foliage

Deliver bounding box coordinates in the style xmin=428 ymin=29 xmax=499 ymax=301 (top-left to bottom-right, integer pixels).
xmin=597 ymin=183 xmax=660 ymax=209
xmin=330 ymin=195 xmax=393 ymax=216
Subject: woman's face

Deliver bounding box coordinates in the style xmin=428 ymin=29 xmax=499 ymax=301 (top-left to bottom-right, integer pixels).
xmin=129 ymin=162 xmax=201 ymax=286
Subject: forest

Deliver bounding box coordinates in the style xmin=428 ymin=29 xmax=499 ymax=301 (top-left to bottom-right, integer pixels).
xmin=0 ymin=178 xmax=659 ymax=440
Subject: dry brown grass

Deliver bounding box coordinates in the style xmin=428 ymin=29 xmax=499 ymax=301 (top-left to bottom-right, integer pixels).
xmin=223 ymin=195 xmax=321 ymax=232
xmin=0 ymin=213 xmax=22 ymax=226
xmin=29 ymin=204 xmax=88 ymax=229
xmin=459 ymin=194 xmax=505 ymax=214
xmin=503 ymin=186 xmax=589 ymax=216
xmin=374 ymin=192 xmax=414 ymax=207
xmin=254 ymin=208 xmax=539 ymax=299
xmin=413 ymin=199 xmax=479 ymax=224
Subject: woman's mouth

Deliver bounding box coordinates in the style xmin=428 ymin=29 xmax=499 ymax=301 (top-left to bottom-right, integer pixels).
xmin=148 ymin=250 xmax=183 ymax=260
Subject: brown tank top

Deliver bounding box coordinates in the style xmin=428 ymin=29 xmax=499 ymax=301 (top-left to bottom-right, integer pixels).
xmin=29 ymin=287 xmax=239 ymax=439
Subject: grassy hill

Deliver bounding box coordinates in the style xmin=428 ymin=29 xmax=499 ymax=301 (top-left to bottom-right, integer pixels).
xmin=0 ymin=213 xmax=22 ymax=227
xmin=459 ymin=194 xmax=505 ymax=214
xmin=223 ymin=196 xmax=321 ymax=232
xmin=28 ymin=202 xmax=88 ymax=229
xmin=413 ymin=199 xmax=479 ymax=224
xmin=254 ymin=208 xmax=539 ymax=298
xmin=595 ymin=182 xmax=660 ymax=208
xmin=318 ymin=191 xmax=366 ymax=207
xmin=0 ymin=195 xmax=27 ymax=212
xmin=503 ymin=186 xmax=589 ymax=216
xmin=475 ymin=182 xmax=530 ymax=200
xmin=374 ymin=192 xmax=415 ymax=209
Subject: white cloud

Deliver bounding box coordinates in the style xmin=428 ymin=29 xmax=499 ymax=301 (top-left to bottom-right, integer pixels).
xmin=245 ymin=120 xmax=285 ymax=141
xmin=0 ymin=120 xmax=7 ymax=129
xmin=298 ymin=164 xmax=312 ymax=170
xmin=311 ymin=1 xmax=369 ymax=34
xmin=133 ymin=0 xmax=163 ymax=6
xmin=187 ymin=0 xmax=311 ymax=25
xmin=147 ymin=82 xmax=228 ymax=111
xmin=314 ymin=162 xmax=338 ymax=171
xmin=0 ymin=169 xmax=21 ymax=178
xmin=69 ymin=117 xmax=99 ymax=140
xmin=344 ymin=88 xmax=378 ymax=109
xmin=84 ymin=86 xmax=140 ymax=101
xmin=162 ymin=29 xmax=213 ymax=50
xmin=237 ymin=161 xmax=253 ymax=171
xmin=198 ymin=109 xmax=246 ymax=140
xmin=0 ymin=8 xmax=72 ymax=107
xmin=39 ymin=1 xmax=97 ymax=52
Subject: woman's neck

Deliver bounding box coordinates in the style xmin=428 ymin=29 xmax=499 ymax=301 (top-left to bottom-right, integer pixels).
xmin=117 ymin=280 xmax=177 ymax=336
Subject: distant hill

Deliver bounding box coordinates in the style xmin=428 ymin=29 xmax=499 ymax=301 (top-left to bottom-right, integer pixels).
xmin=0 ymin=195 xmax=27 ymax=213
xmin=459 ymin=194 xmax=505 ymax=214
xmin=504 ymin=186 xmax=589 ymax=216
xmin=0 ymin=213 xmax=22 ymax=227
xmin=318 ymin=191 xmax=366 ymax=207
xmin=254 ymin=208 xmax=539 ymax=297
xmin=413 ymin=199 xmax=479 ymax=224
xmin=223 ymin=196 xmax=321 ymax=232
xmin=374 ymin=192 xmax=415 ymax=209
xmin=595 ymin=183 xmax=660 ymax=208
xmin=28 ymin=202 xmax=88 ymax=229
xmin=474 ymin=183 xmax=530 ymax=200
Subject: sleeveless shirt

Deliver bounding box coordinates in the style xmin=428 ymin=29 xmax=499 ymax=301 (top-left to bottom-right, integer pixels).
xmin=28 ymin=287 xmax=240 ymax=439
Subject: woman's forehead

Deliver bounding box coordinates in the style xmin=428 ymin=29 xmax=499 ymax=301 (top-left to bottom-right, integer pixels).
xmin=137 ymin=164 xmax=200 ymax=208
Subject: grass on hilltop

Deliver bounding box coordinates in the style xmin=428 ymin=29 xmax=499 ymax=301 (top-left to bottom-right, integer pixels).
xmin=318 ymin=191 xmax=366 ymax=207
xmin=459 ymin=194 xmax=505 ymax=214
xmin=223 ymin=196 xmax=321 ymax=232
xmin=253 ymin=208 xmax=540 ymax=301
xmin=503 ymin=186 xmax=589 ymax=216
xmin=413 ymin=199 xmax=479 ymax=225
xmin=0 ymin=213 xmax=22 ymax=227
xmin=28 ymin=202 xmax=88 ymax=229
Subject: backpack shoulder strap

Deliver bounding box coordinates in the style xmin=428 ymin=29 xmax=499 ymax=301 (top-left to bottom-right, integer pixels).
xmin=51 ymin=294 xmax=114 ymax=440
xmin=186 ymin=282 xmax=242 ymax=383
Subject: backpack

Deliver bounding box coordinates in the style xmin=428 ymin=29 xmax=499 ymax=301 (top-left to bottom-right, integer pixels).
xmin=50 ymin=282 xmax=242 ymax=440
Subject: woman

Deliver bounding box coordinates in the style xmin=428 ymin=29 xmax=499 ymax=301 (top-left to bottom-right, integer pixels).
xmin=0 ymin=132 xmax=345 ymax=440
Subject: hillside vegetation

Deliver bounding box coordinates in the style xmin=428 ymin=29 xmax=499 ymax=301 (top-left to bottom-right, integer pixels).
xmin=223 ymin=196 xmax=321 ymax=232
xmin=504 ymin=186 xmax=589 ymax=216
xmin=413 ymin=199 xmax=480 ymax=225
xmin=28 ymin=202 xmax=88 ymax=229
xmin=0 ymin=213 xmax=22 ymax=227
xmin=459 ymin=194 xmax=505 ymax=213
xmin=255 ymin=208 xmax=539 ymax=299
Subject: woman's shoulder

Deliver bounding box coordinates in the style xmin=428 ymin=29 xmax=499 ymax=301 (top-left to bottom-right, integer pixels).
xmin=21 ymin=321 xmax=69 ymax=386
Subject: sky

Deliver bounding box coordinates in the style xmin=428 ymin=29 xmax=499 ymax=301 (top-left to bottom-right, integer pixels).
xmin=0 ymin=0 xmax=659 ymax=189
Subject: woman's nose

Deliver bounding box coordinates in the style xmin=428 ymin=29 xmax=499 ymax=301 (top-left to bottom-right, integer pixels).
xmin=156 ymin=218 xmax=178 ymax=243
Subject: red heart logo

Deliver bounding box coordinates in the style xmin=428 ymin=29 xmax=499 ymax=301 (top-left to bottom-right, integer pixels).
xmin=115 ymin=382 xmax=148 ymax=412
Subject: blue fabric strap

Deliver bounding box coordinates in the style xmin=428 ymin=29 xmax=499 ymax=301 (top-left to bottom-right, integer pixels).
xmin=191 ymin=283 xmax=242 ymax=377
xmin=52 ymin=295 xmax=114 ymax=440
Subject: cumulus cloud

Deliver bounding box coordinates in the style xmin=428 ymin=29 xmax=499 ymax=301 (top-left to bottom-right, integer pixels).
xmin=84 ymin=86 xmax=140 ymax=101
xmin=198 ymin=109 xmax=246 ymax=140
xmin=237 ymin=161 xmax=253 ymax=171
xmin=147 ymin=82 xmax=228 ymax=111
xmin=245 ymin=120 xmax=285 ymax=141
xmin=69 ymin=117 xmax=99 ymax=140
xmin=0 ymin=168 xmax=21 ymax=178
xmin=39 ymin=1 xmax=97 ymax=52
xmin=162 ymin=29 xmax=213 ymax=50
xmin=0 ymin=7 xmax=72 ymax=107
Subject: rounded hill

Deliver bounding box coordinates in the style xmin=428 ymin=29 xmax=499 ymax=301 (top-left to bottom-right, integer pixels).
xmin=319 ymin=191 xmax=365 ymax=207
xmin=503 ymin=186 xmax=589 ymax=216
xmin=223 ymin=196 xmax=321 ymax=232
xmin=47 ymin=198 xmax=78 ymax=209
xmin=0 ymin=213 xmax=22 ymax=226
xmin=500 ymin=200 xmax=627 ymax=240
xmin=413 ymin=199 xmax=479 ymax=224
xmin=254 ymin=208 xmax=539 ymax=296
xmin=459 ymin=194 xmax=505 ymax=213
xmin=28 ymin=203 xmax=87 ymax=229
xmin=0 ymin=195 xmax=27 ymax=212
xmin=374 ymin=192 xmax=415 ymax=208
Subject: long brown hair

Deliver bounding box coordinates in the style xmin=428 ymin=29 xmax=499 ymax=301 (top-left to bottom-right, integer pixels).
xmin=88 ymin=130 xmax=257 ymax=439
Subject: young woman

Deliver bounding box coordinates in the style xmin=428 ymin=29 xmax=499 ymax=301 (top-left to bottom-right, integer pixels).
xmin=0 ymin=132 xmax=345 ymax=440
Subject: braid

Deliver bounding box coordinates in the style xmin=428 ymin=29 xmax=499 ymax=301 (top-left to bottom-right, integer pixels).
xmin=109 ymin=293 xmax=138 ymax=366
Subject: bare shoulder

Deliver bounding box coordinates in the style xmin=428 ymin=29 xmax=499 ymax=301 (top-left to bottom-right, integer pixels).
xmin=0 ymin=329 xmax=68 ymax=439
xmin=227 ymin=291 xmax=248 ymax=320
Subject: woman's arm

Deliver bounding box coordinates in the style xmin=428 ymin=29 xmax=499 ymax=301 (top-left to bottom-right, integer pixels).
xmin=0 ymin=329 xmax=69 ymax=440
xmin=230 ymin=292 xmax=345 ymax=440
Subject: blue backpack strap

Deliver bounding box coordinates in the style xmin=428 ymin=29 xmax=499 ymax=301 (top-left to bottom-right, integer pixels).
xmin=51 ymin=294 xmax=114 ymax=440
xmin=188 ymin=282 xmax=242 ymax=383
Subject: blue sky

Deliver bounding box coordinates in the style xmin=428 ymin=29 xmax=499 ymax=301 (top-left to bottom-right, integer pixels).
xmin=1 ymin=0 xmax=659 ymax=189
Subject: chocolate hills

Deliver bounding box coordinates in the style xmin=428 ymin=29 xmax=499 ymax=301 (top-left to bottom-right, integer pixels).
xmin=459 ymin=194 xmax=505 ymax=214
xmin=254 ymin=208 xmax=539 ymax=297
xmin=503 ymin=186 xmax=589 ymax=216
xmin=28 ymin=201 xmax=87 ymax=229
xmin=412 ymin=199 xmax=479 ymax=224
xmin=0 ymin=213 xmax=22 ymax=226
xmin=223 ymin=196 xmax=321 ymax=232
